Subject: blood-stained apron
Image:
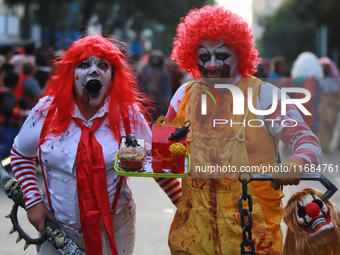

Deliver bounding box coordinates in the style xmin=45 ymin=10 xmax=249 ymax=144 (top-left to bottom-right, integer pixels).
xmin=169 ymin=77 xmax=281 ymax=254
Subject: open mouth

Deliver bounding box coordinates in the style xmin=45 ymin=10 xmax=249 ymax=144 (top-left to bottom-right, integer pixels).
xmin=198 ymin=64 xmax=231 ymax=79
xmin=206 ymin=74 xmax=221 ymax=78
xmin=85 ymin=79 xmax=102 ymax=97
xmin=302 ymin=208 xmax=333 ymax=235
xmin=308 ymin=217 xmax=328 ymax=231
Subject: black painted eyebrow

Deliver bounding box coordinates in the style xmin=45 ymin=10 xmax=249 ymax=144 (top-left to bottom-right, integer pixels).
xmin=198 ymin=43 xmax=229 ymax=52
xmin=216 ymin=44 xmax=230 ymax=50
xmin=79 ymin=58 xmax=92 ymax=64
xmin=80 ymin=57 xmax=108 ymax=66
xmin=197 ymin=43 xmax=231 ymax=57
xmin=98 ymin=58 xmax=108 ymax=64
xmin=197 ymin=45 xmax=208 ymax=52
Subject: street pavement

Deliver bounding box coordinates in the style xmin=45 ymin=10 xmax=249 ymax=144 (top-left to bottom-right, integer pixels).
xmin=1 ymin=142 xmax=339 ymax=255
xmin=0 ymin=170 xmax=176 ymax=255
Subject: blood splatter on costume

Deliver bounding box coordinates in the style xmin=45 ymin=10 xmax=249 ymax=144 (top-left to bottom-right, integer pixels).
xmin=166 ymin=6 xmax=321 ymax=254
xmin=10 ymin=35 xmax=181 ymax=255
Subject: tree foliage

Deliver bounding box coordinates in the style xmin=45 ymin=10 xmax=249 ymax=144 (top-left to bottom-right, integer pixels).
xmin=294 ymin=0 xmax=340 ymax=49
xmin=260 ymin=0 xmax=340 ymax=66
xmin=259 ymin=0 xmax=316 ymax=66
xmin=4 ymin=0 xmax=214 ymax=51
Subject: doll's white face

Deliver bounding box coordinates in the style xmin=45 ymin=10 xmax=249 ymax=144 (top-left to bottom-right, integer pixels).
xmin=74 ymin=55 xmax=113 ymax=107
xmin=296 ymin=193 xmax=334 ymax=239
xmin=197 ymin=40 xmax=238 ymax=79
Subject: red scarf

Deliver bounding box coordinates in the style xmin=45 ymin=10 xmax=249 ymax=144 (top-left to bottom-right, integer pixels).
xmin=73 ymin=114 xmax=118 ymax=255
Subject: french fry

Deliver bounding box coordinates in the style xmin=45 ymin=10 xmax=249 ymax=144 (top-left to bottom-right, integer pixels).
xmin=169 ymin=143 xmax=186 ymax=156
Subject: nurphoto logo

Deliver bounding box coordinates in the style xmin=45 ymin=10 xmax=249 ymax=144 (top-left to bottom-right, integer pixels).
xmin=198 ymin=83 xmax=312 ymax=128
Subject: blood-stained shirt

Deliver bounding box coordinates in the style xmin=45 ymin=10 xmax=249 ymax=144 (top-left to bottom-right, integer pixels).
xmin=10 ymin=95 xmax=181 ymax=229
xmin=167 ymin=81 xmax=321 ymax=167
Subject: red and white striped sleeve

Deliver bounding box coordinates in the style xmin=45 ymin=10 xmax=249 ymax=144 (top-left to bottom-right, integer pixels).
xmin=11 ymin=147 xmax=42 ymax=208
xmin=258 ymin=84 xmax=321 ymax=165
xmin=166 ymin=83 xmax=187 ymax=121
xmin=152 ymin=83 xmax=188 ymax=207
xmin=10 ymin=97 xmax=49 ymax=209
xmin=154 ymin=177 xmax=182 ymax=206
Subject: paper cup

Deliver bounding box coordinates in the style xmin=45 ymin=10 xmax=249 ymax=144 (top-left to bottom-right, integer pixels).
xmin=152 ymin=156 xmax=164 ymax=173
xmin=171 ymin=154 xmax=185 ymax=174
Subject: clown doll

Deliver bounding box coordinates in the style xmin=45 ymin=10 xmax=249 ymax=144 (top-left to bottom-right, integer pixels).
xmin=10 ymin=35 xmax=181 ymax=255
xmin=283 ymin=188 xmax=340 ymax=255
xmin=165 ymin=6 xmax=322 ymax=254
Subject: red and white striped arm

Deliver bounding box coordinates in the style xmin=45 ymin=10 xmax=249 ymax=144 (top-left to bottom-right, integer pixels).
xmin=10 ymin=147 xmax=42 ymax=209
xmin=154 ymin=177 xmax=182 ymax=207
xmin=153 ymin=84 xmax=186 ymax=207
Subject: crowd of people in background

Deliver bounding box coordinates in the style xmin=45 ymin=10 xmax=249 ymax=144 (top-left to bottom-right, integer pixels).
xmin=0 ymin=42 xmax=52 ymax=159
xmin=1 ymin=40 xmax=340 ymax=160
xmin=254 ymin=53 xmax=340 ymax=152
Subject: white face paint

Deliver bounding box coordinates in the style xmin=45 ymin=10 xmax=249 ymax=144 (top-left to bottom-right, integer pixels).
xmin=74 ymin=55 xmax=113 ymax=107
xmin=197 ymin=40 xmax=238 ymax=79
xmin=296 ymin=193 xmax=334 ymax=239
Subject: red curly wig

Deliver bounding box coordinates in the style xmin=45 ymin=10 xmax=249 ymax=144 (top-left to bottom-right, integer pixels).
xmin=171 ymin=5 xmax=260 ymax=78
xmin=39 ymin=35 xmax=150 ymax=144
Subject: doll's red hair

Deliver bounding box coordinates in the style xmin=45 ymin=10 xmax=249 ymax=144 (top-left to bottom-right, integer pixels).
xmin=171 ymin=5 xmax=260 ymax=78
xmin=39 ymin=35 xmax=150 ymax=143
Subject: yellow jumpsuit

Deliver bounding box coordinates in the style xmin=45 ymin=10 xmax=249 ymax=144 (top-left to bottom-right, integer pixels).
xmin=169 ymin=76 xmax=284 ymax=254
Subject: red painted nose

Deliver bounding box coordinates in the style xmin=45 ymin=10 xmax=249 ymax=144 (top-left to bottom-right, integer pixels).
xmin=305 ymin=202 xmax=320 ymax=218
xmin=207 ymin=66 xmax=220 ymax=72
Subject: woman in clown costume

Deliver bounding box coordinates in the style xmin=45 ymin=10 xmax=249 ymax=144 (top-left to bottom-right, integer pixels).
xmin=10 ymin=35 xmax=181 ymax=255
xmin=165 ymin=6 xmax=321 ymax=254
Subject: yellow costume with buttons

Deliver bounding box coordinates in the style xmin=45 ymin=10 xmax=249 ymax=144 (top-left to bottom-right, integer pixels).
xmin=169 ymin=76 xmax=284 ymax=255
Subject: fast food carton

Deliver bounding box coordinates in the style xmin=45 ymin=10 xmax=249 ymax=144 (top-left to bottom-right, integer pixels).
xmin=151 ymin=116 xmax=188 ymax=170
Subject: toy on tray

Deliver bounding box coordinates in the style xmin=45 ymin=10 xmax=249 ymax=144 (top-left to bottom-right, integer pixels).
xmin=117 ymin=134 xmax=145 ymax=172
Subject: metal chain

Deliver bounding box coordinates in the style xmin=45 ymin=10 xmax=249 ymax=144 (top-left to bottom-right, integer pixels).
xmin=238 ymin=173 xmax=256 ymax=255
xmin=236 ymin=171 xmax=338 ymax=255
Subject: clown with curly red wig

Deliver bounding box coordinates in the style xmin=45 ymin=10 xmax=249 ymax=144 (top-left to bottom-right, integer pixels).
xmin=166 ymin=5 xmax=321 ymax=255
xmin=10 ymin=35 xmax=182 ymax=255
xmin=172 ymin=5 xmax=260 ymax=79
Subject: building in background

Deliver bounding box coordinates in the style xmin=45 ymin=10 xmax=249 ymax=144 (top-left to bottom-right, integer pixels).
xmin=0 ymin=0 xmax=41 ymax=46
xmin=0 ymin=0 xmax=23 ymax=46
